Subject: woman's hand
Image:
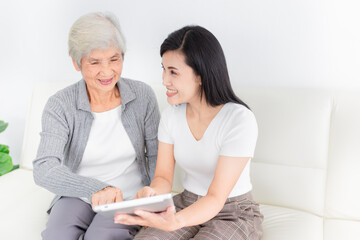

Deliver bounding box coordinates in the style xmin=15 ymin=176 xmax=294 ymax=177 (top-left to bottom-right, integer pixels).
xmin=114 ymin=205 xmax=184 ymax=231
xmin=91 ymin=186 xmax=123 ymax=206
xmin=134 ymin=186 xmax=156 ymax=199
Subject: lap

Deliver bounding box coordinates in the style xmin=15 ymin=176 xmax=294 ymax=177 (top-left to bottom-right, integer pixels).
xmin=192 ymin=219 xmax=260 ymax=240
xmin=134 ymin=190 xmax=263 ymax=240
xmin=43 ymin=197 xmax=141 ymax=240
xmin=86 ymin=213 xmax=141 ymax=240
xmin=43 ymin=197 xmax=95 ymax=240
xmin=134 ymin=225 xmax=199 ymax=240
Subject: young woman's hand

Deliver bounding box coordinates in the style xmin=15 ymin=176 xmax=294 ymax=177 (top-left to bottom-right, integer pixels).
xmin=134 ymin=186 xmax=156 ymax=199
xmin=91 ymin=186 xmax=123 ymax=206
xmin=114 ymin=205 xmax=183 ymax=231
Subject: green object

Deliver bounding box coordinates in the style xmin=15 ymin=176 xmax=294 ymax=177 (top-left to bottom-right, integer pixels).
xmin=0 ymin=120 xmax=8 ymax=133
xmin=0 ymin=121 xmax=15 ymax=176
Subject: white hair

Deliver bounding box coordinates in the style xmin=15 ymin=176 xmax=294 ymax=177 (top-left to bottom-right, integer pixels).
xmin=68 ymin=12 xmax=126 ymax=68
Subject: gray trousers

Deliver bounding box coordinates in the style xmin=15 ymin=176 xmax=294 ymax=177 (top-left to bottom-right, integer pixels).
xmin=135 ymin=190 xmax=263 ymax=240
xmin=42 ymin=197 xmax=141 ymax=240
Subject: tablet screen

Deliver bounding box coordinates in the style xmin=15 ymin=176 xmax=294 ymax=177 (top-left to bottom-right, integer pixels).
xmin=93 ymin=193 xmax=174 ymax=218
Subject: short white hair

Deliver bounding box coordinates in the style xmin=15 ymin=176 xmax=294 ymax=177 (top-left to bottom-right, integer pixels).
xmin=68 ymin=12 xmax=126 ymax=68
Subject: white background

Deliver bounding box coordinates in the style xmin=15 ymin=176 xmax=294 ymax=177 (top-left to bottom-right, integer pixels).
xmin=0 ymin=0 xmax=359 ymax=164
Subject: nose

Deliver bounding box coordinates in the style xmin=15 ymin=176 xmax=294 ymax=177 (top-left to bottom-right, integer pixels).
xmin=99 ymin=61 xmax=112 ymax=75
xmin=162 ymin=71 xmax=171 ymax=86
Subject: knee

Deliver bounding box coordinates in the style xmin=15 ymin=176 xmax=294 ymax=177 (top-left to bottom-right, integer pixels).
xmin=134 ymin=236 xmax=159 ymax=240
xmin=42 ymin=225 xmax=84 ymax=240
xmin=134 ymin=230 xmax=162 ymax=240
xmin=84 ymin=228 xmax=135 ymax=240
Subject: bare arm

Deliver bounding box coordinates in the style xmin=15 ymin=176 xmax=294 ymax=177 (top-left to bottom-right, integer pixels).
xmin=135 ymin=141 xmax=175 ymax=198
xmin=175 ymin=156 xmax=249 ymax=227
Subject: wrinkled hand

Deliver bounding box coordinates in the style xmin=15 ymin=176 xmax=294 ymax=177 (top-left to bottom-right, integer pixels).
xmin=134 ymin=186 xmax=156 ymax=199
xmin=114 ymin=205 xmax=182 ymax=231
xmin=91 ymin=187 xmax=123 ymax=206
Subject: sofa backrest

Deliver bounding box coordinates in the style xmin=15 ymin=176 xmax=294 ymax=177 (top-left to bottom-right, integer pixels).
xmin=239 ymin=89 xmax=332 ymax=216
xmin=21 ymin=82 xmax=360 ymax=225
xmin=237 ymin=89 xmax=360 ymax=230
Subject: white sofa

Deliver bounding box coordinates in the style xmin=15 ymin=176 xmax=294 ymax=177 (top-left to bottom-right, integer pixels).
xmin=1 ymin=81 xmax=360 ymax=240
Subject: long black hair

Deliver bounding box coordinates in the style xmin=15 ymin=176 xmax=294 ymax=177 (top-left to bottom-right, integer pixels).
xmin=160 ymin=25 xmax=249 ymax=109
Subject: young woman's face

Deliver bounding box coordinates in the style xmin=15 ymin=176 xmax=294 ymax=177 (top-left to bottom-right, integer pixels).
xmin=161 ymin=50 xmax=201 ymax=105
xmin=73 ymin=46 xmax=123 ymax=94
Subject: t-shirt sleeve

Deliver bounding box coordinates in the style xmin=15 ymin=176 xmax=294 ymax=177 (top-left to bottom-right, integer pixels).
xmin=158 ymin=106 xmax=174 ymax=144
xmin=219 ymin=107 xmax=258 ymax=158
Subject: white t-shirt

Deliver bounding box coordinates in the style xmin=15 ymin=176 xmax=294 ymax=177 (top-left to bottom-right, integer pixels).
xmin=158 ymin=103 xmax=258 ymax=197
xmin=77 ymin=106 xmax=144 ymax=201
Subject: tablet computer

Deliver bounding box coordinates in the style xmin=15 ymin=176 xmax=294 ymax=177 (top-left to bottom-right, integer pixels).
xmin=92 ymin=193 xmax=174 ymax=218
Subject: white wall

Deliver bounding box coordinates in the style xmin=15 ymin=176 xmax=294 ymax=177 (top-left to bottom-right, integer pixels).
xmin=0 ymin=0 xmax=359 ymax=164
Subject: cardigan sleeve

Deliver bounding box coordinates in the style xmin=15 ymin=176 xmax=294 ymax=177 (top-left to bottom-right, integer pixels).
xmin=143 ymin=85 xmax=160 ymax=180
xmin=33 ymin=95 xmax=109 ymax=202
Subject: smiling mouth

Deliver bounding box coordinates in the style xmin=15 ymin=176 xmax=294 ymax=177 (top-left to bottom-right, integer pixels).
xmin=98 ymin=78 xmax=113 ymax=85
xmin=166 ymin=89 xmax=178 ymax=97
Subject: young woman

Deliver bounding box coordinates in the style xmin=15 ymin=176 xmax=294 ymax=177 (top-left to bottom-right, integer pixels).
xmin=115 ymin=26 xmax=263 ymax=240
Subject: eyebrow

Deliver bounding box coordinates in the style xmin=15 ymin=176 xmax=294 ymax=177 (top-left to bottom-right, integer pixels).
xmin=88 ymin=53 xmax=121 ymax=61
xmin=161 ymin=63 xmax=178 ymax=70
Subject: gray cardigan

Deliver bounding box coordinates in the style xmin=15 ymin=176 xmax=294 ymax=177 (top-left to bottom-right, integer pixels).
xmin=33 ymin=78 xmax=160 ymax=208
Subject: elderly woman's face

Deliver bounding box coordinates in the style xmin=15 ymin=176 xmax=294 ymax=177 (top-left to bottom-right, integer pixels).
xmin=75 ymin=46 xmax=123 ymax=93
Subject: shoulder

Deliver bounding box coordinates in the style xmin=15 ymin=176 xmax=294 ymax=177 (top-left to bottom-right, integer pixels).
xmin=45 ymin=81 xmax=80 ymax=113
xmin=159 ymin=104 xmax=184 ymax=128
xmin=222 ymin=103 xmax=256 ymax=123
xmin=121 ymin=78 xmax=156 ymax=99
xmin=218 ymin=103 xmax=258 ymax=157
xmin=219 ymin=103 xmax=257 ymax=133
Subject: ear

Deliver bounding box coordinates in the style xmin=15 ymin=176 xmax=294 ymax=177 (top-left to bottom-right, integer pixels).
xmin=72 ymin=58 xmax=81 ymax=71
xmin=196 ymin=75 xmax=202 ymax=86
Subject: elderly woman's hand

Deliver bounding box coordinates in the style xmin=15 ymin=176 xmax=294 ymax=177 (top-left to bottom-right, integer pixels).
xmin=91 ymin=186 xmax=123 ymax=206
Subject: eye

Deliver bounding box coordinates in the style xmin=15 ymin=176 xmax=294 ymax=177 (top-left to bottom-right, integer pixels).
xmin=111 ymin=58 xmax=120 ymax=62
xmin=90 ymin=61 xmax=99 ymax=65
xmin=170 ymin=70 xmax=177 ymax=75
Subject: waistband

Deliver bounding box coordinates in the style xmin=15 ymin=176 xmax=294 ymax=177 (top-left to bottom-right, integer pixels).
xmin=180 ymin=189 xmax=253 ymax=203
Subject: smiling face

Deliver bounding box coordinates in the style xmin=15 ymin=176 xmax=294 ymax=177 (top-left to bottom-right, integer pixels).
xmin=161 ymin=50 xmax=202 ymax=105
xmin=73 ymin=46 xmax=123 ymax=94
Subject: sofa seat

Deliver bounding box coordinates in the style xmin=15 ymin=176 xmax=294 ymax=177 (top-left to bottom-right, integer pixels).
xmin=0 ymin=169 xmax=54 ymax=239
xmin=260 ymin=204 xmax=323 ymax=240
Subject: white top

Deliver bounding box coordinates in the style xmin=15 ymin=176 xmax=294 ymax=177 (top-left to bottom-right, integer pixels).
xmin=158 ymin=103 xmax=258 ymax=197
xmin=77 ymin=106 xmax=144 ymax=201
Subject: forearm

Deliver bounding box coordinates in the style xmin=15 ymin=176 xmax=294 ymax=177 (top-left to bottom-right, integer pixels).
xmin=150 ymin=176 xmax=173 ymax=195
xmin=33 ymin=157 xmax=109 ymax=200
xmin=175 ymin=194 xmax=224 ymax=228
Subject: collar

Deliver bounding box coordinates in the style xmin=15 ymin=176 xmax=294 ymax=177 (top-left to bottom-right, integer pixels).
xmin=76 ymin=78 xmax=136 ymax=112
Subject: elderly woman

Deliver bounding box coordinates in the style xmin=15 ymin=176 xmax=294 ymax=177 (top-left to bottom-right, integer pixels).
xmin=33 ymin=12 xmax=160 ymax=240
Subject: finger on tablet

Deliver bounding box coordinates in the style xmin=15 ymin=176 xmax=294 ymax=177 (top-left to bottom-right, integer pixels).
xmin=115 ymin=191 xmax=123 ymax=202
xmin=144 ymin=187 xmax=156 ymax=197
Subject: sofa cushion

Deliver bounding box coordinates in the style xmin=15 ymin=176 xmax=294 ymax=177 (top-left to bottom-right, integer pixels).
xmin=0 ymin=169 xmax=54 ymax=239
xmin=261 ymin=204 xmax=323 ymax=240
xmin=324 ymin=219 xmax=360 ymax=240
xmin=326 ymin=92 xmax=360 ymax=220
xmin=0 ymin=169 xmax=53 ymax=213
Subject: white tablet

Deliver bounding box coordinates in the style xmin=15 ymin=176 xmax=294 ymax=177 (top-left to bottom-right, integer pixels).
xmin=92 ymin=193 xmax=174 ymax=218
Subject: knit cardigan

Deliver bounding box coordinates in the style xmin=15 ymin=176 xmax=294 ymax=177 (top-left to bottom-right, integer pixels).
xmin=33 ymin=78 xmax=160 ymax=209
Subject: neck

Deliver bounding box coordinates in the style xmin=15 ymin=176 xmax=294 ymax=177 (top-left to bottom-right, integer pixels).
xmin=187 ymin=98 xmax=222 ymax=120
xmin=87 ymin=86 xmax=121 ymax=112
